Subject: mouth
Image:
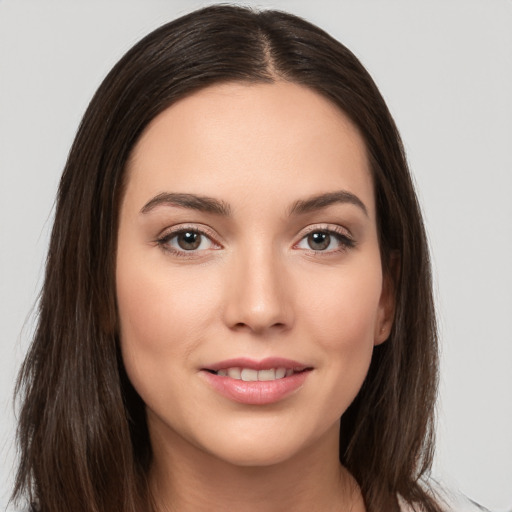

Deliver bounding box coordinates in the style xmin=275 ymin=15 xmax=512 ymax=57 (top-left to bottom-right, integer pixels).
xmin=200 ymin=358 xmax=313 ymax=405
xmin=204 ymin=366 xmax=311 ymax=381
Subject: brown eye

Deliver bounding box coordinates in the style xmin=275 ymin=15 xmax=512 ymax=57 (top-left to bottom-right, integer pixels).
xmin=157 ymin=227 xmax=219 ymax=257
xmin=177 ymin=231 xmax=202 ymax=250
xmin=295 ymin=228 xmax=355 ymax=254
xmin=307 ymin=232 xmax=331 ymax=251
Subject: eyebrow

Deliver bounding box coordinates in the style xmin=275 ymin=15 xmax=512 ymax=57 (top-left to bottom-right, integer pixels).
xmin=140 ymin=192 xmax=232 ymax=216
xmin=140 ymin=190 xmax=368 ymax=217
xmin=288 ymin=190 xmax=368 ymax=217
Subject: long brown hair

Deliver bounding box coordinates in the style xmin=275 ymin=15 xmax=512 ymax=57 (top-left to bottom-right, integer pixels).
xmin=13 ymin=5 xmax=440 ymax=512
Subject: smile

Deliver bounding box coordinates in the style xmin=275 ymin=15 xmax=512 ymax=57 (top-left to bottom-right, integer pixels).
xmin=210 ymin=367 xmax=306 ymax=381
xmin=201 ymin=358 xmax=313 ymax=405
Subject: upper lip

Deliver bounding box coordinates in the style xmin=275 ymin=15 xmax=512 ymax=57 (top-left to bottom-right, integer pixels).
xmin=203 ymin=357 xmax=312 ymax=372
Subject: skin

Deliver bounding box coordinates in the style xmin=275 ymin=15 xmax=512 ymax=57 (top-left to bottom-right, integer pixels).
xmin=116 ymin=81 xmax=395 ymax=512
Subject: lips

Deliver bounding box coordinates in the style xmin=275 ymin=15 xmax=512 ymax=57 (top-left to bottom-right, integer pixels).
xmin=215 ymin=367 xmax=295 ymax=380
xmin=201 ymin=357 xmax=313 ymax=405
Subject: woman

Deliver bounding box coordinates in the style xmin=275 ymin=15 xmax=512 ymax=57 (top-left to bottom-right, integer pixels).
xmin=11 ymin=5 xmax=489 ymax=512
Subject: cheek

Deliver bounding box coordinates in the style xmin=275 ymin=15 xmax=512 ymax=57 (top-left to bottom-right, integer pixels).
xmin=299 ymin=258 xmax=382 ymax=347
xmin=296 ymin=258 xmax=382 ymax=406
xmin=115 ymin=257 xmax=220 ymax=396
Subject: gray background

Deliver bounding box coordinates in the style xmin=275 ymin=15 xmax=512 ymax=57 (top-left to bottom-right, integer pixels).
xmin=1 ymin=0 xmax=511 ymax=510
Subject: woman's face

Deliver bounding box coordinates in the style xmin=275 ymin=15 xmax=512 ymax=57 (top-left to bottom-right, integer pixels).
xmin=116 ymin=81 xmax=394 ymax=467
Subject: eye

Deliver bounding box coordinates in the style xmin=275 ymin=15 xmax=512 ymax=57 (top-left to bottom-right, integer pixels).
xmin=171 ymin=230 xmax=208 ymax=251
xmin=295 ymin=227 xmax=355 ymax=253
xmin=304 ymin=232 xmax=333 ymax=251
xmin=157 ymin=226 xmax=220 ymax=257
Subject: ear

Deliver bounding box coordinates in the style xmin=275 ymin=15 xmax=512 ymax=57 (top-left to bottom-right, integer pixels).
xmin=374 ymin=253 xmax=399 ymax=346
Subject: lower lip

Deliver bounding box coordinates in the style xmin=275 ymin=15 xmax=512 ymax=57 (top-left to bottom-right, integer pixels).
xmin=201 ymin=370 xmax=310 ymax=405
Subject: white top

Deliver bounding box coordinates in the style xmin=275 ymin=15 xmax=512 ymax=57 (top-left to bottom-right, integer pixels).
xmin=399 ymin=487 xmax=493 ymax=511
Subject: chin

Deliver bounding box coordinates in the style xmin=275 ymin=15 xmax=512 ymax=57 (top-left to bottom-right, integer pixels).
xmin=207 ymin=438 xmax=305 ymax=468
xmin=195 ymin=419 xmax=328 ymax=469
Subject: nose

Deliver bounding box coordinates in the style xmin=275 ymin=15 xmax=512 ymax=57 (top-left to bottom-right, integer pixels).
xmin=222 ymin=244 xmax=294 ymax=335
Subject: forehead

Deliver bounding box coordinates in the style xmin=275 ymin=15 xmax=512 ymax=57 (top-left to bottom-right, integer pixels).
xmin=125 ymin=81 xmax=374 ymax=218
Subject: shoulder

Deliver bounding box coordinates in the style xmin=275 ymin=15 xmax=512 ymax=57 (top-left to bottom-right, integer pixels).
xmin=398 ymin=487 xmax=493 ymax=512
xmin=434 ymin=485 xmax=493 ymax=512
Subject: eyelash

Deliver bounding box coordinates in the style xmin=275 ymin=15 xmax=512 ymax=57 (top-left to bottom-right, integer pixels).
xmin=156 ymin=224 xmax=355 ymax=259
xmin=156 ymin=224 xmax=220 ymax=259
xmin=294 ymin=225 xmax=356 ymax=255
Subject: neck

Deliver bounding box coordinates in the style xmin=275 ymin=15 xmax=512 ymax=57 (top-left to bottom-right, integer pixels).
xmin=148 ymin=420 xmax=365 ymax=512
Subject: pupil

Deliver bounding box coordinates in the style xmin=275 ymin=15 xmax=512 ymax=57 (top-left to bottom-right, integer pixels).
xmin=178 ymin=231 xmax=200 ymax=250
xmin=309 ymin=232 xmax=330 ymax=250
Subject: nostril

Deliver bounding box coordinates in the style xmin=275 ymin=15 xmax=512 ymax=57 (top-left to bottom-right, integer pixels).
xmin=231 ymin=321 xmax=288 ymax=334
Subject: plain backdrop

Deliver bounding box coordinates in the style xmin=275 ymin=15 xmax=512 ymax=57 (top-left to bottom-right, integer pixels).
xmin=1 ymin=0 xmax=511 ymax=510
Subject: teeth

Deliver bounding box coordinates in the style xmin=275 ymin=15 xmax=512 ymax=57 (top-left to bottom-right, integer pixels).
xmin=258 ymin=369 xmax=276 ymax=381
xmin=241 ymin=368 xmax=258 ymax=381
xmin=227 ymin=367 xmax=241 ymax=379
xmin=215 ymin=366 xmax=294 ymax=381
